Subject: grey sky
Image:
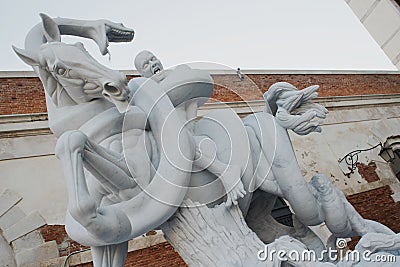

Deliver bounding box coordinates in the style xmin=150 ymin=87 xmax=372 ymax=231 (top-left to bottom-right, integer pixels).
xmin=1 ymin=0 xmax=396 ymax=71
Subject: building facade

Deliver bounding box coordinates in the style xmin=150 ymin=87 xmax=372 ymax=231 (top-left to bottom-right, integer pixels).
xmin=347 ymin=0 xmax=400 ymax=69
xmin=1 ymin=70 xmax=400 ymax=266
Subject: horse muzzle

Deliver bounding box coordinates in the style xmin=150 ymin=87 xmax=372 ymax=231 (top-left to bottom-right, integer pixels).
xmin=102 ymin=82 xmax=131 ymax=113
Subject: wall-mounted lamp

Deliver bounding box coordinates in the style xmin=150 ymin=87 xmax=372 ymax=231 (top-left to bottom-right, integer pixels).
xmin=379 ymin=147 xmax=396 ymax=163
xmin=381 ymin=137 xmax=400 ymax=162
xmin=339 ymin=140 xmax=400 ymax=174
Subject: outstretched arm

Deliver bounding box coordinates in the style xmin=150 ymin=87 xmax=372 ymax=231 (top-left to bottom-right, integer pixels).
xmin=193 ymin=136 xmax=246 ymax=207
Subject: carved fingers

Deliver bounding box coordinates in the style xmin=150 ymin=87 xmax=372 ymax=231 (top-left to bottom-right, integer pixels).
xmin=265 ymin=82 xmax=328 ymax=136
xmin=276 ymin=101 xmax=330 ymax=136
xmin=276 ymin=108 xmax=318 ymax=135
xmin=225 ymin=181 xmax=247 ymax=208
xmin=220 ymin=165 xmax=246 ymax=208
xmin=301 ymin=85 xmax=319 ymax=102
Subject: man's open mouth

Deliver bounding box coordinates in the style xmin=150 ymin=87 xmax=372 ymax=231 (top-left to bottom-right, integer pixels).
xmin=153 ymin=66 xmax=161 ymax=75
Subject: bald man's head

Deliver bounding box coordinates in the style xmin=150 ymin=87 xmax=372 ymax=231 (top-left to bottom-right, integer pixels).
xmin=134 ymin=50 xmax=164 ymax=78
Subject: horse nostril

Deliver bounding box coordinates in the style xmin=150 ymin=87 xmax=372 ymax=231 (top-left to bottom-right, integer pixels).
xmin=104 ymin=83 xmax=120 ymax=95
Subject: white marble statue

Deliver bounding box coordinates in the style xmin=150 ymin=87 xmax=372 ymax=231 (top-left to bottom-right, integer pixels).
xmin=131 ymin=50 xmax=247 ymax=207
xmin=14 ymin=14 xmax=398 ymax=267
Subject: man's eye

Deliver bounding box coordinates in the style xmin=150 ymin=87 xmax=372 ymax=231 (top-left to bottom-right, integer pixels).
xmin=152 ymin=57 xmax=156 ymax=61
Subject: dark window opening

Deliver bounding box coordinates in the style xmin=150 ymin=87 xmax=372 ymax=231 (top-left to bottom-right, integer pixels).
xmin=271 ymin=197 xmax=293 ymax=227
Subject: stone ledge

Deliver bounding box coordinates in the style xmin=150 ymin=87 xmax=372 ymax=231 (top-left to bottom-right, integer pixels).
xmin=12 ymin=230 xmax=44 ymax=254
xmin=65 ymin=230 xmax=166 ymax=266
xmin=15 ymin=240 xmax=59 ymax=266
xmin=0 ymin=188 xmax=61 ymax=267
xmin=1 ymin=94 xmax=399 ymax=139
xmin=0 ymin=206 xmax=25 ymax=230
xmin=19 ymin=256 xmax=67 ymax=267
xmin=0 ymin=233 xmax=16 ymax=267
xmin=0 ymin=189 xmax=22 ymax=218
xmin=3 ymin=212 xmax=46 ymax=243
xmin=391 ymin=192 xmax=400 ymax=202
xmin=390 ymin=182 xmax=400 ymax=194
xmin=0 ymin=113 xmax=48 ymax=124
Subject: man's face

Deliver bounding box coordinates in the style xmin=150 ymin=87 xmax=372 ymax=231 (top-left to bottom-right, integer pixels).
xmin=134 ymin=51 xmax=164 ymax=79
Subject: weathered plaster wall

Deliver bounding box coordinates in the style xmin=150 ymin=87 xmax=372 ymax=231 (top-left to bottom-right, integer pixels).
xmin=290 ymin=116 xmax=400 ymax=194
xmin=0 ymin=155 xmax=66 ymax=224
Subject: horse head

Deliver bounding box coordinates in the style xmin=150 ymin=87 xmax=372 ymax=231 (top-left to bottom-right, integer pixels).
xmin=13 ymin=14 xmax=130 ymax=112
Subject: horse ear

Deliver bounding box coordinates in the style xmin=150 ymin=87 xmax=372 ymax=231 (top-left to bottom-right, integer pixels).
xmin=12 ymin=46 xmax=40 ymax=66
xmin=39 ymin=13 xmax=61 ymax=42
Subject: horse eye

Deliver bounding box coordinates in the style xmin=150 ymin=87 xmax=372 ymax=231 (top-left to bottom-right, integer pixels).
xmin=57 ymin=67 xmax=67 ymax=76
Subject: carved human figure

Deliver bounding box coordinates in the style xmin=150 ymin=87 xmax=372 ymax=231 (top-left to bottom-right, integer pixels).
xmin=132 ymin=50 xmax=246 ymax=206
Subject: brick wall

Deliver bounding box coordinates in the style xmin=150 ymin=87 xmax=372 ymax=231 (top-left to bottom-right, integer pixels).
xmin=0 ymin=77 xmax=46 ymax=115
xmin=356 ymin=162 xmax=380 ymax=183
xmin=248 ymin=74 xmax=400 ymax=98
xmin=1 ymin=73 xmax=400 ymax=115
xmin=212 ymin=74 xmax=400 ymax=102
xmin=75 ymin=243 xmax=186 ymax=267
xmin=346 ymin=185 xmax=400 ymax=249
xmin=347 ymin=185 xmax=400 ymax=233
xmin=39 ymin=224 xmax=187 ymax=266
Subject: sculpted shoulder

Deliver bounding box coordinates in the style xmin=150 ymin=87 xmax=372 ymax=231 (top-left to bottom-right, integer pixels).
xmin=160 ymin=65 xmax=214 ymax=107
xmin=129 ymin=64 xmax=214 ymax=108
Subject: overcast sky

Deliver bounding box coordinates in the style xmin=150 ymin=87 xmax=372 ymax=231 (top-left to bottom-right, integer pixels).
xmin=1 ymin=0 xmax=396 ymax=71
